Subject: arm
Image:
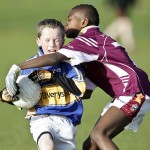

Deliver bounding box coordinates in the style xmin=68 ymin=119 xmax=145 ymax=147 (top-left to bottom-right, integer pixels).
xmin=52 ymin=74 xmax=95 ymax=98
xmin=18 ymin=52 xmax=68 ymax=70
xmin=56 ymin=77 xmax=94 ymax=99
xmin=82 ymin=77 xmax=96 ymax=99
xmin=52 ymin=72 xmax=82 ymax=96
xmin=28 ymin=70 xmax=84 ymax=97
xmin=82 ymin=89 xmax=93 ymax=99
xmin=5 ymin=52 xmax=68 ymax=96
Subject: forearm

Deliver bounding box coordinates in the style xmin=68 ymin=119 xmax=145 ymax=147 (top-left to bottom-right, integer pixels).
xmin=28 ymin=68 xmax=85 ymax=96
xmin=18 ymin=52 xmax=67 ymax=70
xmin=52 ymin=73 xmax=83 ymax=96
xmin=82 ymin=89 xmax=93 ymax=99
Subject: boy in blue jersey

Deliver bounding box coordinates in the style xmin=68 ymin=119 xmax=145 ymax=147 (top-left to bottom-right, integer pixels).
xmin=1 ymin=18 xmax=86 ymax=150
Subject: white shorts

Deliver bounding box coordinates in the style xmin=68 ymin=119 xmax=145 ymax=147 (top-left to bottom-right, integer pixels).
xmin=101 ymin=94 xmax=150 ymax=132
xmin=29 ymin=115 xmax=76 ymax=150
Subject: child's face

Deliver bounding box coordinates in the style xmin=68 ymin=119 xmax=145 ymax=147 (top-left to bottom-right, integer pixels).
xmin=65 ymin=9 xmax=87 ymax=38
xmin=37 ymin=27 xmax=64 ymax=55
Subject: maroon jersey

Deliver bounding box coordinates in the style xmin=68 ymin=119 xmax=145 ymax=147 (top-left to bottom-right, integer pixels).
xmin=58 ymin=26 xmax=150 ymax=97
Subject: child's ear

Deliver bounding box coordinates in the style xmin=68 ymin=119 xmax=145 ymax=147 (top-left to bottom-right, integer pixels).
xmin=81 ymin=18 xmax=89 ymax=27
xmin=36 ymin=38 xmax=41 ymax=46
xmin=38 ymin=42 xmax=42 ymax=46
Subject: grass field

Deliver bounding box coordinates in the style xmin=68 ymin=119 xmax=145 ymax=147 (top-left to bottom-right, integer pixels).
xmin=0 ymin=0 xmax=150 ymax=149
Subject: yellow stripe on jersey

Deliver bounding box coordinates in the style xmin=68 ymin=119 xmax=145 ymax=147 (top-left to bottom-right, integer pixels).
xmin=74 ymin=80 xmax=86 ymax=97
xmin=34 ymin=84 xmax=80 ymax=106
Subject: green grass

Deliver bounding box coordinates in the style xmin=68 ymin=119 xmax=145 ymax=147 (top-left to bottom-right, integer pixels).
xmin=0 ymin=0 xmax=150 ymax=149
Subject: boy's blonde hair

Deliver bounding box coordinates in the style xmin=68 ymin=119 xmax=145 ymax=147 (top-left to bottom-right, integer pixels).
xmin=37 ymin=18 xmax=65 ymax=39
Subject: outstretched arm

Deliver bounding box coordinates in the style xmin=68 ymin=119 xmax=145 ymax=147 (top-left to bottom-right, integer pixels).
xmin=28 ymin=70 xmax=83 ymax=97
xmin=82 ymin=89 xmax=93 ymax=99
xmin=18 ymin=52 xmax=68 ymax=70
xmin=5 ymin=52 xmax=68 ymax=96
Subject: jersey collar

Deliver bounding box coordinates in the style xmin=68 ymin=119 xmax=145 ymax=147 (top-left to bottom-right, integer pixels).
xmin=79 ymin=25 xmax=99 ymax=35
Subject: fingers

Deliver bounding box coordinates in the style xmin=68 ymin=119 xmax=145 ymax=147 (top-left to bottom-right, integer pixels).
xmin=6 ymin=85 xmax=17 ymax=97
xmin=0 ymin=87 xmax=20 ymax=102
xmin=5 ymin=76 xmax=17 ymax=96
xmin=2 ymin=88 xmax=14 ymax=102
xmin=15 ymin=84 xmax=20 ymax=95
xmin=5 ymin=64 xmax=21 ymax=96
xmin=28 ymin=70 xmax=52 ymax=82
xmin=12 ymin=95 xmax=19 ymax=101
xmin=28 ymin=70 xmax=39 ymax=82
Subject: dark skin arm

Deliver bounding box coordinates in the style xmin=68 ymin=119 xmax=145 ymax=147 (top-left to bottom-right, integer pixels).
xmin=18 ymin=52 xmax=94 ymax=99
xmin=18 ymin=52 xmax=68 ymax=70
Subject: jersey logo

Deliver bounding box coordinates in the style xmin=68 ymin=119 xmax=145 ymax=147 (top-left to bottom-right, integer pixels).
xmin=41 ymin=92 xmax=70 ymax=99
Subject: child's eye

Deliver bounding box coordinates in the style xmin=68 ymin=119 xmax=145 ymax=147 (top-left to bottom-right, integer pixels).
xmin=55 ymin=39 xmax=59 ymax=42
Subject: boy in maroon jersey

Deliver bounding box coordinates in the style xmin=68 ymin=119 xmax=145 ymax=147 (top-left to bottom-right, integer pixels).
xmin=5 ymin=4 xmax=150 ymax=150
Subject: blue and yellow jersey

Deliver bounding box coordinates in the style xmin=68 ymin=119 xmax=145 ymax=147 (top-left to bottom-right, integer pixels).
xmin=21 ymin=48 xmax=86 ymax=125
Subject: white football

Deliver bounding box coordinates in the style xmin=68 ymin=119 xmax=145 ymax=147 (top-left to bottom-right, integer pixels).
xmin=12 ymin=75 xmax=41 ymax=109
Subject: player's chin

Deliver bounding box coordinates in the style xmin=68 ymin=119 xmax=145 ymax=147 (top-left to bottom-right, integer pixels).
xmin=66 ymin=28 xmax=80 ymax=38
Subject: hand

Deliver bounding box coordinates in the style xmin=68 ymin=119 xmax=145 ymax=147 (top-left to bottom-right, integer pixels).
xmin=28 ymin=70 xmax=52 ymax=82
xmin=0 ymin=88 xmax=19 ymax=102
xmin=5 ymin=64 xmax=21 ymax=96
